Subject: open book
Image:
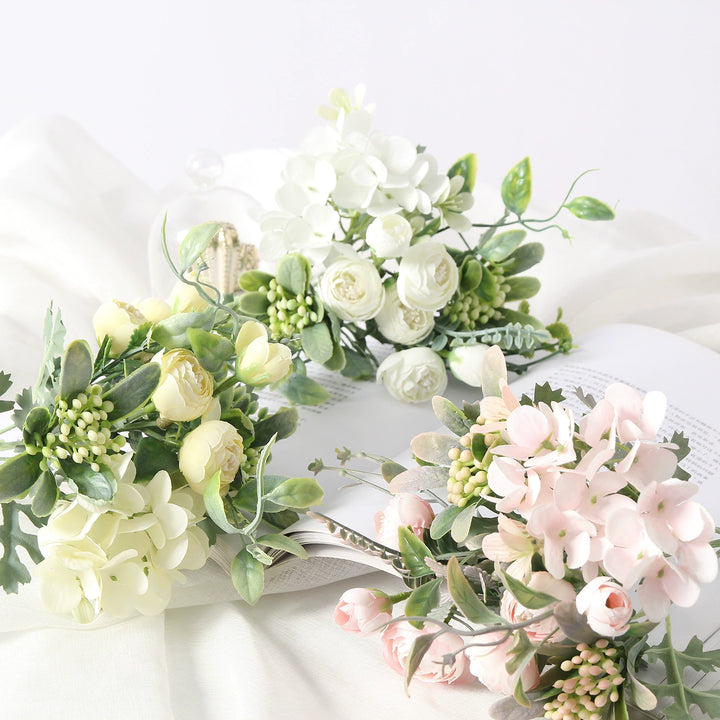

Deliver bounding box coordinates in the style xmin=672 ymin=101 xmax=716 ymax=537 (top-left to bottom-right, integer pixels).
xmin=211 ymin=323 xmax=720 ymax=687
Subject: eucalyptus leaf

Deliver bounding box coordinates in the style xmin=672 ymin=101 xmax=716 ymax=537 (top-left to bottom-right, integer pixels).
xmin=446 ymin=556 xmax=502 ymax=624
xmin=450 ymin=503 xmax=477 ymax=543
xmin=504 ymin=276 xmax=541 ymax=302
xmin=179 ymin=222 xmax=223 ymax=272
xmin=231 ymin=547 xmax=265 ymax=604
xmin=238 ymin=270 xmax=274 ymax=292
xmin=459 ymin=258 xmax=483 ymax=292
xmin=277 ymin=253 xmax=311 ymax=295
xmin=265 ymin=477 xmax=324 ymax=509
xmin=301 ymin=323 xmax=334 ymax=364
xmin=322 ymin=341 xmax=346 ymax=372
xmin=59 ymin=340 xmax=93 ymax=400
xmin=479 ymin=230 xmax=527 ymax=263
xmin=431 ymin=396 xmax=472 ymax=436
xmin=410 ymin=431 xmax=461 ymax=465
xmin=104 ymin=363 xmax=161 ymax=422
xmin=257 ymin=533 xmax=308 ymax=559
xmin=203 ymin=471 xmax=244 ymax=534
xmin=501 ymin=157 xmax=532 ymax=216
xmin=22 ymin=406 xmax=52 ymax=447
xmin=381 ymin=461 xmax=406 ymax=482
xmin=278 ymin=374 xmax=329 ymax=406
xmin=389 ymin=465 xmax=449 ymax=493
xmin=0 ymin=452 xmax=42 ymax=502
xmin=236 ymin=291 xmax=271 ymax=317
xmin=253 ymin=407 xmax=299 ymax=446
xmin=340 ymin=348 xmax=375 ymax=380
xmin=499 ymin=242 xmax=545 ymax=277
xmin=187 ymin=328 xmax=235 ymax=373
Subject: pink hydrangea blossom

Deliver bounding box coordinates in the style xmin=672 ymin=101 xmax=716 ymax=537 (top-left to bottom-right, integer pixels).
xmin=487 ymin=457 xmax=555 ymax=518
xmin=481 ymin=514 xmax=541 ymax=581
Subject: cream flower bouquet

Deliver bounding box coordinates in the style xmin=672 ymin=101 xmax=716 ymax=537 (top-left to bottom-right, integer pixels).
xmin=236 ymin=86 xmax=615 ymax=404
xmin=0 ymin=225 xmax=323 ymax=621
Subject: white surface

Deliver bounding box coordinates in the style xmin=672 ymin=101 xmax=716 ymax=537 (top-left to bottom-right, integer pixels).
xmin=0 ymin=1 xmax=719 ymax=242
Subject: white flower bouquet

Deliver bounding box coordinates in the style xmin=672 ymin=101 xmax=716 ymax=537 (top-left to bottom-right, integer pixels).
xmin=237 ymin=86 xmax=615 ymax=404
xmin=0 ymin=226 xmax=324 ymax=621
xmin=317 ymin=346 xmax=720 ymax=720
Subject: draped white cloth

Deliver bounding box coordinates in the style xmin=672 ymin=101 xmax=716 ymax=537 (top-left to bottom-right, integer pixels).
xmin=1 ymin=117 xmax=720 ymax=719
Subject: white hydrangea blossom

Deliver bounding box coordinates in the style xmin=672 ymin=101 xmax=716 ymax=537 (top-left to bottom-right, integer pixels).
xmin=33 ymin=454 xmax=210 ymax=622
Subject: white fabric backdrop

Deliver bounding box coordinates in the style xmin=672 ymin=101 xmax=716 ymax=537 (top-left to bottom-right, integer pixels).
xmin=2 ymin=118 xmax=720 ymax=719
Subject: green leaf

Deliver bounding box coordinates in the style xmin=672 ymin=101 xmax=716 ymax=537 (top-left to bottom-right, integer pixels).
xmin=380 ymin=461 xmax=406 ymax=482
xmin=34 ymin=304 xmax=65 ymax=405
xmin=506 ymin=629 xmax=537 ymax=708
xmin=499 ymin=242 xmax=545 ymax=277
xmin=0 ymin=501 xmax=43 ymax=593
xmin=179 ymin=222 xmax=223 ymax=272
xmin=405 ymin=577 xmax=443 ymax=627
xmin=60 ymin=459 xmax=117 ymax=502
xmin=459 ymin=258 xmax=483 ymax=292
xmin=203 ymin=470 xmax=244 ymax=534
xmin=236 ymin=291 xmax=271 ymax=317
xmin=187 ymin=328 xmax=234 ymax=374
xmin=476 ymin=261 xmax=498 ymax=302
xmin=397 ymin=526 xmax=434 ymax=577
xmin=520 ymin=381 xmax=566 ymax=406
xmin=301 ymin=323 xmax=334 ymax=364
xmin=626 ymin=638 xmax=658 ymax=712
xmin=404 ymin=632 xmax=439 ymax=692
xmin=253 ymin=406 xmax=298 ymax=447
xmin=0 ymin=371 xmax=12 ymax=398
xmin=565 ymin=196 xmax=615 ymax=221
xmin=133 ymin=436 xmax=179 ymax=482
xmin=265 ymin=477 xmax=324 ymax=509
xmin=30 ymin=471 xmax=59 ymax=517
xmin=22 ymin=406 xmax=52 ymax=447
xmin=430 ymin=504 xmax=463 ymax=540
xmin=388 ymin=465 xmax=449 ymax=494
xmin=151 ymin=308 xmax=216 ymax=349
xmin=431 ymin=396 xmax=473 ymax=436
xmin=448 ymin=153 xmax=477 ymax=193
xmin=238 ymin=270 xmax=274 ymax=292
xmin=0 ymin=452 xmax=42 ymax=502
xmin=340 ymin=348 xmax=376 ymax=380
xmin=104 ymin=363 xmax=161 ymax=422
xmin=257 ymin=533 xmax=308 ymax=559
xmin=322 ymin=341 xmax=346 ymax=372
xmin=446 ymin=557 xmax=502 ymax=624
xmin=497 ymin=566 xmax=559 ymax=609
xmin=504 ymin=276 xmax=541 ymax=302
xmin=231 ymin=547 xmax=265 ymax=604
xmin=277 ymin=374 xmax=330 ymax=406
xmin=59 ymin=340 xmax=93 ymax=400
xmin=501 ymin=157 xmax=532 ymax=216
xmin=276 ymin=253 xmax=311 ymax=296
xmin=411 ymin=431 xmax=461 ymax=465
xmin=479 ymin=230 xmax=527 ymax=263
xmin=450 ymin=503 xmax=477 ymax=543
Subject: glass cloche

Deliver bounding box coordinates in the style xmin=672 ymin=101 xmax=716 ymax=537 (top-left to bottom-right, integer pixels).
xmin=148 ymin=149 xmax=263 ymax=299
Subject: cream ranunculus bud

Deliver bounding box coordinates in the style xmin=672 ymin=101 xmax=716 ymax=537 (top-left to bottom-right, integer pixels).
xmin=136 ymin=298 xmax=172 ymax=323
xmin=170 ymin=280 xmax=210 ymax=313
xmin=319 ymin=254 xmax=385 ymax=322
xmin=152 ymin=349 xmax=215 ymax=422
xmin=396 ymin=241 xmax=459 ymax=312
xmin=235 ymin=320 xmax=292 ymax=387
xmin=376 ymin=347 xmax=447 ymax=403
xmin=447 ymin=343 xmax=491 ymax=387
xmin=366 ymin=214 xmax=413 ymax=258
xmin=178 ymin=420 xmax=246 ymax=494
xmin=93 ymin=300 xmax=146 ymax=355
xmin=374 ymin=285 xmax=434 ymax=345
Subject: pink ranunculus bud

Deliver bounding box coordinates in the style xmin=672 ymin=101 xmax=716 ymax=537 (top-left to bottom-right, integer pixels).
xmin=333 ymin=588 xmax=392 ymax=635
xmin=374 ymin=493 xmax=435 ymax=551
xmin=465 ymin=630 xmax=540 ymax=695
xmin=575 ymin=576 xmax=633 ymax=637
xmin=381 ymin=622 xmax=467 ymax=684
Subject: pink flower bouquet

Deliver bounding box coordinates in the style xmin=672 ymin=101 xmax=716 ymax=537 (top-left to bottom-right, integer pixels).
xmin=323 ymin=346 xmax=720 ymax=720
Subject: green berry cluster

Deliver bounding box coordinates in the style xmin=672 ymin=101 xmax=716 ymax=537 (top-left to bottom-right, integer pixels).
xmin=241 ymin=446 xmax=260 ymax=480
xmin=25 ymin=386 xmax=124 ymax=473
xmin=441 ymin=266 xmax=510 ymax=331
xmin=446 ymin=425 xmax=492 ymax=507
xmin=261 ymin=279 xmax=321 ymax=340
xmin=544 ymin=639 xmax=624 ymax=720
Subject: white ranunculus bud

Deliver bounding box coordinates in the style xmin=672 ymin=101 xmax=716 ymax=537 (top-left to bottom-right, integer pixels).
xmin=447 ymin=343 xmax=491 ymax=387
xmin=376 ymin=347 xmax=447 ymax=403
xmin=178 ymin=420 xmax=246 ymax=494
xmin=93 ymin=300 xmax=146 ymax=355
xmin=136 ymin=298 xmax=172 ymax=323
xmin=170 ymin=281 xmax=209 ymax=313
xmin=374 ymin=286 xmax=434 ymax=345
xmin=152 ymin=349 xmax=215 ymax=422
xmin=235 ymin=320 xmax=292 ymax=387
xmin=396 ymin=241 xmax=459 ymax=312
xmin=319 ymin=254 xmax=385 ymax=322
xmin=365 ymin=214 xmax=413 ymax=258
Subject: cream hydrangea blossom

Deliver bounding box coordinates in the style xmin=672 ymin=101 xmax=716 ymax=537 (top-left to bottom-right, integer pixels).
xmin=33 ymin=455 xmax=210 ymax=622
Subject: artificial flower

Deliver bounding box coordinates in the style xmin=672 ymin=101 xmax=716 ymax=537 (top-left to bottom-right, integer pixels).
xmin=152 ymin=348 xmax=215 ymax=422
xmin=374 ymin=285 xmax=434 ymax=346
xmin=374 ymin=493 xmax=435 ymax=550
xmin=396 ymin=241 xmax=459 ymax=312
xmin=318 ymin=253 xmax=385 ymax=322
xmin=376 ymin=347 xmax=447 ymax=403
xmin=334 ymin=588 xmax=392 ymax=635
